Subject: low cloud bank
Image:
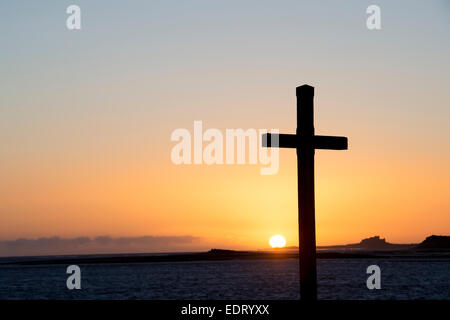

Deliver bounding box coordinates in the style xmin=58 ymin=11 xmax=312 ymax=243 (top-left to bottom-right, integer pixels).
xmin=0 ymin=235 xmax=203 ymax=257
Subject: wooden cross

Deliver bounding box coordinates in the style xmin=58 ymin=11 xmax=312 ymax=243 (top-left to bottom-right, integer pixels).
xmin=262 ymin=85 xmax=348 ymax=300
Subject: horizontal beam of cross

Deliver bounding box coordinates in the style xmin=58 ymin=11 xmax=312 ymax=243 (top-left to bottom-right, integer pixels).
xmin=262 ymin=133 xmax=348 ymax=150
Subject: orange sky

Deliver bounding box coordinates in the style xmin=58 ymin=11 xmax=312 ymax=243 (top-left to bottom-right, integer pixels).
xmin=1 ymin=131 xmax=449 ymax=251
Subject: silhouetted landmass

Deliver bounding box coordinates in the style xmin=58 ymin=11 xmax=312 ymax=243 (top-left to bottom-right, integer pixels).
xmin=318 ymin=235 xmax=450 ymax=252
xmin=356 ymin=236 xmax=391 ymax=249
xmin=417 ymin=235 xmax=450 ymax=249
xmin=2 ymin=235 xmax=448 ymax=265
xmin=318 ymin=235 xmax=398 ymax=249
xmin=314 ymin=235 xmax=416 ymax=251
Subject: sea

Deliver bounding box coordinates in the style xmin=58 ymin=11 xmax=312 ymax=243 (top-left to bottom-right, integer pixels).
xmin=0 ymin=255 xmax=449 ymax=300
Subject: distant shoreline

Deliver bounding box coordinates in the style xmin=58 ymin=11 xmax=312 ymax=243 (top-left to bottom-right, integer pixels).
xmin=2 ymin=248 xmax=449 ymax=266
xmin=2 ymin=235 xmax=449 ymax=265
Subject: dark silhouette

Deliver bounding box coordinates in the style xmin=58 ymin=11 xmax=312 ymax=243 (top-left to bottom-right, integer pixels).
xmin=319 ymin=235 xmax=415 ymax=251
xmin=3 ymin=235 xmax=448 ymax=266
xmin=262 ymin=85 xmax=348 ymax=300
xmin=418 ymin=235 xmax=450 ymax=249
xmin=357 ymin=236 xmax=391 ymax=249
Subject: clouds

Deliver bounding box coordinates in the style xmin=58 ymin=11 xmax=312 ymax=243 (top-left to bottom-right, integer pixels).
xmin=0 ymin=235 xmax=203 ymax=257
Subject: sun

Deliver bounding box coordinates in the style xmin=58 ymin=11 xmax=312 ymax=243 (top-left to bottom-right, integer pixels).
xmin=269 ymin=235 xmax=286 ymax=248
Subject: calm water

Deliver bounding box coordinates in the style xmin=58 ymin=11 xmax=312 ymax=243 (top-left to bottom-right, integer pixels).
xmin=0 ymin=258 xmax=449 ymax=299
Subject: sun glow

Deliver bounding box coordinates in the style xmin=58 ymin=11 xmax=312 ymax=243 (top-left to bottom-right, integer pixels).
xmin=269 ymin=235 xmax=286 ymax=248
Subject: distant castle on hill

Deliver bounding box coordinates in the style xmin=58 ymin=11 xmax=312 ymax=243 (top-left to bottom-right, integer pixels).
xmin=357 ymin=236 xmax=391 ymax=249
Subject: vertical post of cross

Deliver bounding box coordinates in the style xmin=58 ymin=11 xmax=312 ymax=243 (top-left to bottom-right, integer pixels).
xmin=261 ymin=85 xmax=347 ymax=299
xmin=297 ymin=85 xmax=318 ymax=300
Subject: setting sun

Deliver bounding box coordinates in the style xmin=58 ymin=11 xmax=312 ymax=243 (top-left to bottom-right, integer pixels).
xmin=269 ymin=235 xmax=287 ymax=248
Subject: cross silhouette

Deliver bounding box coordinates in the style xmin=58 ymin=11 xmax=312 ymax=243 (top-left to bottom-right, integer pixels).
xmin=262 ymin=85 xmax=348 ymax=300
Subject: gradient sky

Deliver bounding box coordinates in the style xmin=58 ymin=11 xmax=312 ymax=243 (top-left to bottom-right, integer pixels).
xmin=1 ymin=1 xmax=449 ymax=255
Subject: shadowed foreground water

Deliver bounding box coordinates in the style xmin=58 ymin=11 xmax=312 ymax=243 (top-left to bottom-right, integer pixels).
xmin=0 ymin=258 xmax=449 ymax=299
